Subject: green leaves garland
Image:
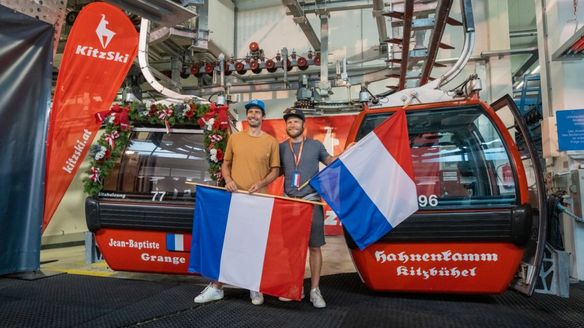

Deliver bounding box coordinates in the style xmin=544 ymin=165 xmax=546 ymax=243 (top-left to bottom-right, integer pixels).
xmin=83 ymin=101 xmax=230 ymax=196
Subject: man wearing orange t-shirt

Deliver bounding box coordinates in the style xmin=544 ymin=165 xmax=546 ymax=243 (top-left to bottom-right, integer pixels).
xmin=194 ymin=99 xmax=280 ymax=306
xmin=222 ymin=100 xmax=280 ymax=194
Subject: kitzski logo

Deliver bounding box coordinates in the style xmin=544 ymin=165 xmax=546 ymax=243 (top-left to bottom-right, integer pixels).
xmin=74 ymin=13 xmax=129 ymax=63
xmin=96 ymin=14 xmax=116 ymax=48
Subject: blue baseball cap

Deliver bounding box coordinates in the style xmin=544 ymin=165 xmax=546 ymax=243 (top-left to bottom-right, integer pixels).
xmin=245 ymin=99 xmax=266 ymax=115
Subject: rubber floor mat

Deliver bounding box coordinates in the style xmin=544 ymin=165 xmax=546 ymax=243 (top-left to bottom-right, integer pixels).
xmin=0 ymin=273 xmax=582 ymax=327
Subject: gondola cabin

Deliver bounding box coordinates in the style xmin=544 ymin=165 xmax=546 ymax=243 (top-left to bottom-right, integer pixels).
xmin=85 ymin=126 xmax=209 ymax=274
xmin=343 ymin=92 xmax=546 ymax=296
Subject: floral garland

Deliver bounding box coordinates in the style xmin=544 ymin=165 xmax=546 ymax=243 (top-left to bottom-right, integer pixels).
xmin=83 ymin=101 xmax=230 ymax=196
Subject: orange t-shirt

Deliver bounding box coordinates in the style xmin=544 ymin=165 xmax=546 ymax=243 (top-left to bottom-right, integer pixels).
xmin=224 ymin=131 xmax=280 ymax=192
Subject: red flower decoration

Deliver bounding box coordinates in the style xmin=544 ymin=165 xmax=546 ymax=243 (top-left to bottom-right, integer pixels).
xmin=216 ymin=148 xmax=224 ymax=161
xmin=111 ymin=107 xmax=130 ymax=130
xmin=203 ymin=110 xmax=215 ymax=120
xmin=216 ymin=109 xmax=229 ymax=130
xmin=148 ymin=104 xmax=157 ymax=116
xmin=95 ymin=104 xmax=129 ymax=127
xmin=212 ymin=119 xmax=221 ymax=130
xmin=208 ymin=102 xmax=218 ymax=114
xmin=111 ymin=104 xmax=123 ymax=113
xmin=184 ymin=109 xmax=195 ymax=119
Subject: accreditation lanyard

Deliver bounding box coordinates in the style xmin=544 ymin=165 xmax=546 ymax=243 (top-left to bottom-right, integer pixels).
xmin=288 ymin=138 xmax=304 ymax=188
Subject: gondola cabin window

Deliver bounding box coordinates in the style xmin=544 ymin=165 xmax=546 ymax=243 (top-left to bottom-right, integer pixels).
xmin=101 ymin=129 xmax=210 ymax=201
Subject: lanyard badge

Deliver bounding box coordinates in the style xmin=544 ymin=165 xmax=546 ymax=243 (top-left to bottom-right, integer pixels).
xmin=288 ymin=138 xmax=304 ymax=189
xmin=291 ymin=171 xmax=301 ymax=188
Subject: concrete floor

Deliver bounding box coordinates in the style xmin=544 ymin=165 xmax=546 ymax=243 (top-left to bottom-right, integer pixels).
xmin=40 ymin=235 xmax=357 ymax=284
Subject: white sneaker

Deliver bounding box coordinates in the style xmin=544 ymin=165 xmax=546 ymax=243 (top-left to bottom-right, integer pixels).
xmin=278 ymin=287 xmax=305 ymax=302
xmin=250 ymin=291 xmax=264 ymax=305
xmin=310 ymin=287 xmax=326 ymax=308
xmin=194 ymin=283 xmax=224 ymax=303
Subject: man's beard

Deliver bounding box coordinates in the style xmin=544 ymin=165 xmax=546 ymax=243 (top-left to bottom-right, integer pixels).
xmin=287 ymin=127 xmax=304 ymax=138
xmin=248 ymin=119 xmax=261 ymax=128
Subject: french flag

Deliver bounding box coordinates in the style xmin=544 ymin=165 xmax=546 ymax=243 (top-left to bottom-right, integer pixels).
xmin=188 ymin=185 xmax=313 ymax=300
xmin=166 ymin=233 xmax=190 ymax=252
xmin=310 ymin=110 xmax=418 ymax=250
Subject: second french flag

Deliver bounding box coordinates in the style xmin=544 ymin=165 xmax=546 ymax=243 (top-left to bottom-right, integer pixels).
xmin=189 ymin=186 xmax=314 ymax=300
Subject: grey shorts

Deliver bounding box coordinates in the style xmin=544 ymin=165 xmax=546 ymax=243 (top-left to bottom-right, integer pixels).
xmin=309 ymin=205 xmax=325 ymax=248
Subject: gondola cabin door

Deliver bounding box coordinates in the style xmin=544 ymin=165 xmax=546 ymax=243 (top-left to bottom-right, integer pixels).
xmin=490 ymin=95 xmax=547 ymax=296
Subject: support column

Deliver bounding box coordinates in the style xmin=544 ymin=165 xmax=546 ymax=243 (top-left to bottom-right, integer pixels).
xmin=485 ymin=0 xmax=513 ymax=102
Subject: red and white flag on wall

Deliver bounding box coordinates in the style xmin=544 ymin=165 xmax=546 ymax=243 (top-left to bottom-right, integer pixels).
xmin=43 ymin=2 xmax=138 ymax=230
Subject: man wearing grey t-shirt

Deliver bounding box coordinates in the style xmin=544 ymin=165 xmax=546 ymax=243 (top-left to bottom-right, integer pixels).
xmin=279 ymin=108 xmax=335 ymax=308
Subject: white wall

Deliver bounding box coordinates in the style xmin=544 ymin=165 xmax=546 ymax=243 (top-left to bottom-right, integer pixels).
xmin=536 ymin=0 xmax=584 ymax=159
xmin=209 ymin=0 xmax=235 ymax=56
xmin=535 ymin=0 xmax=584 ymax=281
xmin=546 ymin=1 xmax=584 ymax=112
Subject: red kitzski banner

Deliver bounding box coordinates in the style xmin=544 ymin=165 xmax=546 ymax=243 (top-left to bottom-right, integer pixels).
xmin=44 ymin=2 xmax=138 ymax=230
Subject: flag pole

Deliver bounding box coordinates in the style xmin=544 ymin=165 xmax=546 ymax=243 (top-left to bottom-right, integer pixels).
xmin=297 ymin=180 xmax=311 ymax=190
xmin=189 ymin=182 xmax=325 ymax=206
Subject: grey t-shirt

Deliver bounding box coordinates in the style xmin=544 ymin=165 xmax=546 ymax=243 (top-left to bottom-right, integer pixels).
xmin=279 ymin=138 xmax=331 ymax=198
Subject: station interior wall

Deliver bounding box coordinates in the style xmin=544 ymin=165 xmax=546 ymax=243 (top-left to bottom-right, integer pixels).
xmin=42 ymin=0 xmax=529 ymax=244
xmin=535 ymin=0 xmax=584 ymax=281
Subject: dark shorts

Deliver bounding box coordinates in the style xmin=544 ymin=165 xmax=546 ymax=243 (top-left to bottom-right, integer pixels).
xmin=309 ymin=205 xmax=325 ymax=248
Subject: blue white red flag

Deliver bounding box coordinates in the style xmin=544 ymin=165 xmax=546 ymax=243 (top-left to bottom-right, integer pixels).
xmin=309 ymin=110 xmax=418 ymax=250
xmin=166 ymin=233 xmax=190 ymax=252
xmin=188 ymin=185 xmax=313 ymax=300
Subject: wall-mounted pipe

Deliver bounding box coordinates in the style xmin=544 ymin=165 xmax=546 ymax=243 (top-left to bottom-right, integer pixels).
xmin=185 ymin=44 xmax=535 ymax=96
xmin=341 ymin=57 xmax=348 ymax=82
xmin=283 ymin=0 xmax=321 ymax=51
xmin=232 ymin=0 xmax=238 ymax=54
xmin=435 ymin=47 xmax=538 ymax=64
xmin=300 ymin=0 xmax=372 ymax=14
xmin=318 ymin=13 xmax=330 ymax=95
xmin=138 ymin=18 xmax=208 ymax=102
xmin=282 ymin=47 xmax=289 ymax=85
xmin=193 ymin=0 xmax=209 ymax=50
xmin=372 ymin=0 xmax=388 ymax=44
xmin=185 ymin=64 xmax=392 ymax=96
xmin=219 ymin=53 xmax=225 ymax=88
xmin=510 ymin=29 xmax=537 ymax=38
xmin=439 ymin=0 xmax=475 ymax=87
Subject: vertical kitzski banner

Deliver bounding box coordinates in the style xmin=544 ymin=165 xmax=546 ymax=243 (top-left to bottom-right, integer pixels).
xmin=43 ymin=2 xmax=138 ymax=230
